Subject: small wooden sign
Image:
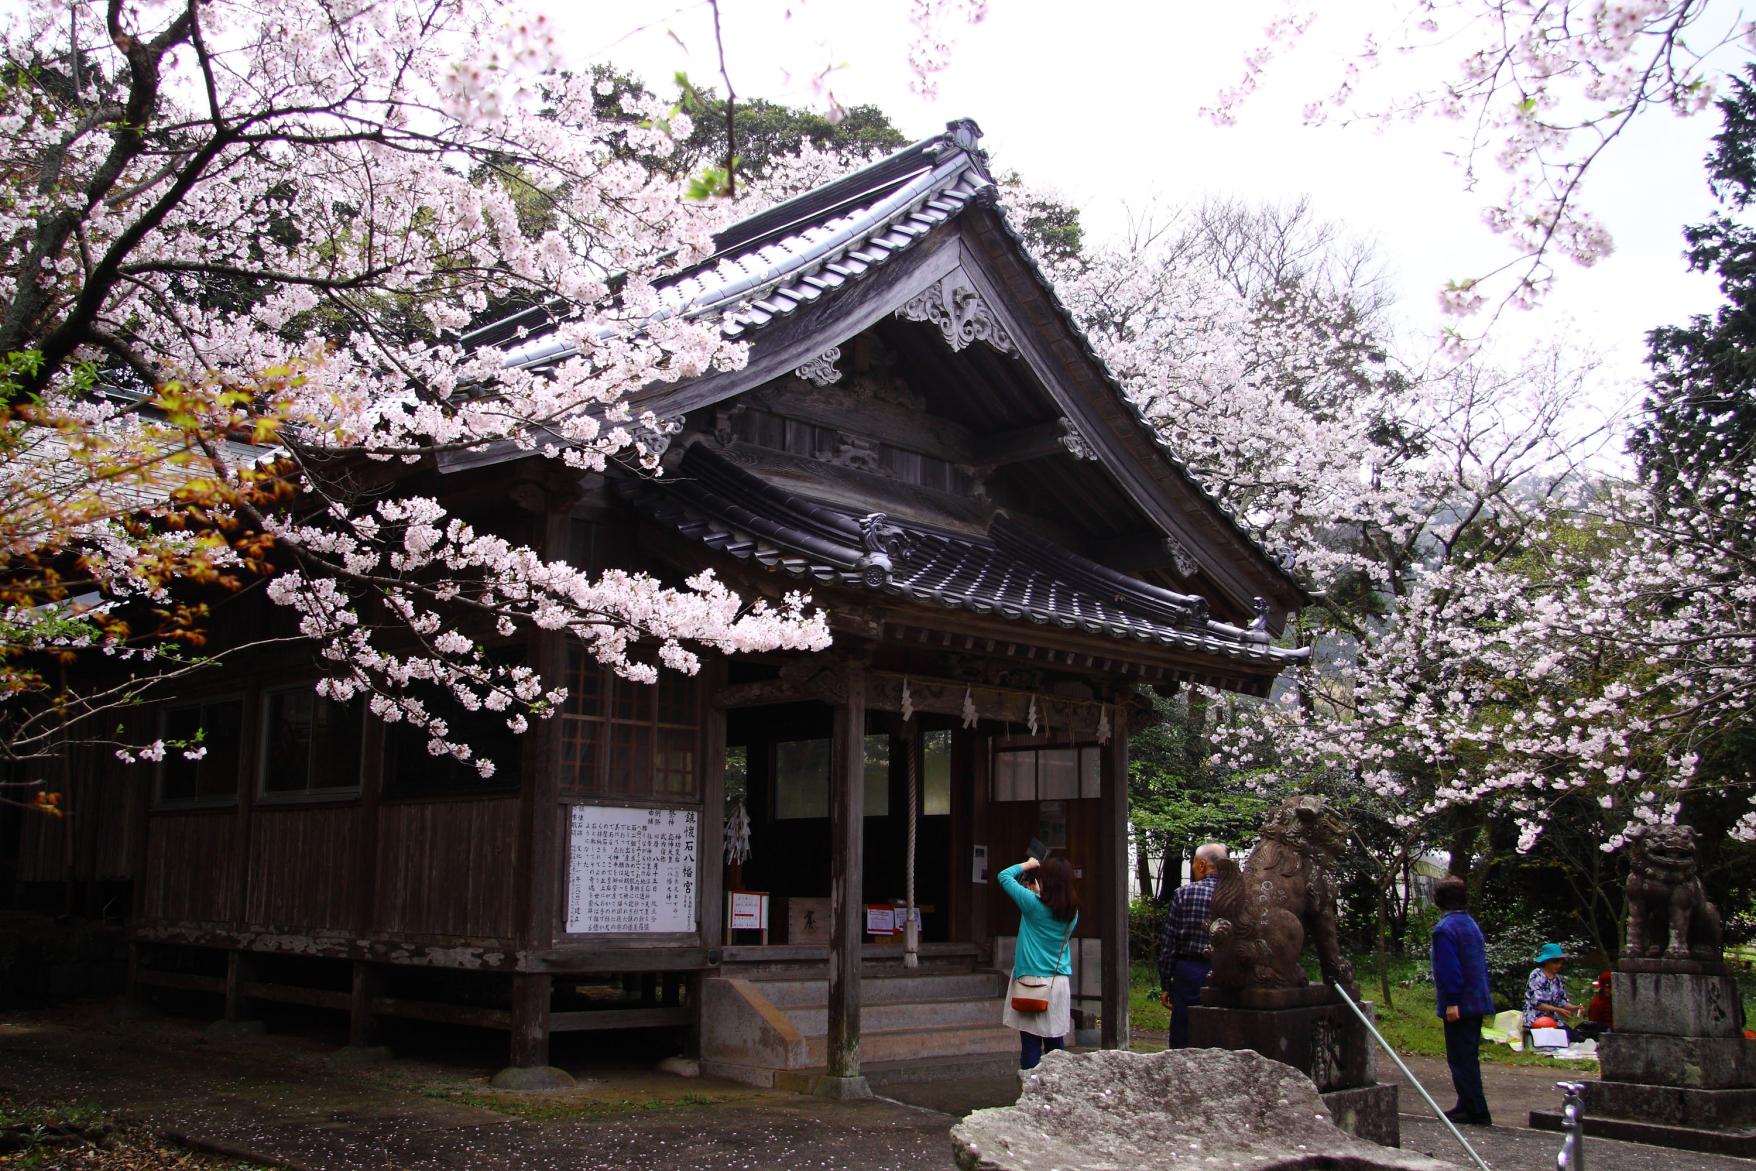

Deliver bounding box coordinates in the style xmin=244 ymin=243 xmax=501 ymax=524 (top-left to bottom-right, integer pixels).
xmin=728 ymin=890 xmax=768 ymax=931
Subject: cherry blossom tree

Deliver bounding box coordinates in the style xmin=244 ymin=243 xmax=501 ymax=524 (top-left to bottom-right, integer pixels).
xmin=1216 ymin=1 xmax=1753 ymax=327
xmin=0 ymin=0 xmax=835 ymax=795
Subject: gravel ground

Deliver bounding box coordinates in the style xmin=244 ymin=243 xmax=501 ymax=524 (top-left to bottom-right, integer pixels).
xmin=3 ymin=1001 xmax=1752 ymax=1171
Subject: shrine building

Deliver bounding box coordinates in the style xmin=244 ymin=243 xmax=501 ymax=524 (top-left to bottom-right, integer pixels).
xmin=6 ymin=121 xmax=1306 ymax=1092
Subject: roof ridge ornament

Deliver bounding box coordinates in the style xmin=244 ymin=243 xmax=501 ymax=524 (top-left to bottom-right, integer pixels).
xmin=895 ymin=271 xmax=1016 ymax=357
xmin=857 ymin=512 xmax=912 ymax=586
xmin=942 ymin=118 xmax=991 ymax=173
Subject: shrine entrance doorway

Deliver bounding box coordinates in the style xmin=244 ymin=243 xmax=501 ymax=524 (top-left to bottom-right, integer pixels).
xmin=720 ymin=703 xmax=961 ymax=950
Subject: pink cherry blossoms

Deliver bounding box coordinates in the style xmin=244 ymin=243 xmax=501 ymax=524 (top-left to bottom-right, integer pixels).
xmin=1213 ymin=2 xmax=1751 ymax=324
xmin=0 ymin=0 xmax=831 ymax=772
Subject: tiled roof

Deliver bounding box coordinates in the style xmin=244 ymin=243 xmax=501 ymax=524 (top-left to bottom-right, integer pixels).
xmin=619 ymin=445 xmax=1307 ymax=669
xmin=472 ymin=125 xmax=992 ymax=369
xmin=459 ymin=118 xmax=1302 ymax=604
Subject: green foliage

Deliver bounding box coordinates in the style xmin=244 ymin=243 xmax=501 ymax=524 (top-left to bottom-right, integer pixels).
xmin=1129 ymin=689 xmax=1279 ymax=900
xmin=1637 ymin=62 xmax=1756 ymax=487
xmin=1474 ymin=918 xmax=1595 ymax=1009
xmin=998 ymin=171 xmax=1084 ymax=264
xmin=1129 ymin=898 xmax=1166 ymax=975
xmin=1128 ymin=963 xmax=1170 ymax=1038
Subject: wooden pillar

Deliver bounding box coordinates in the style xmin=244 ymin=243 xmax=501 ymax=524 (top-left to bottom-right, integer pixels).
xmin=351 ymin=711 xmax=386 ymax=938
xmin=223 ymin=949 xmax=251 ymax=1022
xmin=702 ymin=661 xmax=727 ymax=954
xmin=508 ymin=972 xmax=553 ymax=1068
xmin=348 ymin=961 xmax=382 ymax=1048
xmin=1099 ymin=699 xmax=1131 ymax=1049
xmin=505 ymin=498 xmax=571 ymax=1082
xmin=820 ymin=661 xmax=871 ymax=1098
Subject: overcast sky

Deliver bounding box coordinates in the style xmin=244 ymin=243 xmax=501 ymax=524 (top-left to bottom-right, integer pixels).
xmin=571 ymin=0 xmax=1750 ymax=418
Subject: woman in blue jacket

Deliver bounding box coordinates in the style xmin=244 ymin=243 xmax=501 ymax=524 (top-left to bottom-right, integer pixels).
xmin=1430 ymin=876 xmax=1496 ymax=1126
xmin=999 ymin=854 xmax=1079 ymax=1070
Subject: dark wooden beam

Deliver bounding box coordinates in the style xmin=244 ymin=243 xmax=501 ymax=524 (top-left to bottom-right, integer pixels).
xmin=970 ymin=419 xmax=1069 ymax=468
xmin=527 ymin=945 xmax=710 ymax=974
xmin=1099 ymin=701 xmax=1130 ymax=1050
xmin=822 ymin=661 xmax=871 ymax=1097
xmin=372 ymin=996 xmax=513 ymax=1030
xmin=243 ymin=980 xmax=352 ymax=1012
xmin=1085 ymin=534 xmax=1191 ymax=574
xmin=549 ymin=1007 xmax=692 ymax=1033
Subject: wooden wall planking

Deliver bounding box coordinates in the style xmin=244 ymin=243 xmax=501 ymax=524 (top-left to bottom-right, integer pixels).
xmin=14 ymin=743 xmax=143 ymax=883
xmin=373 ymin=799 xmax=518 ymax=940
xmin=244 ymin=805 xmax=359 ymax=931
xmin=139 ymin=812 xmax=240 ymax=924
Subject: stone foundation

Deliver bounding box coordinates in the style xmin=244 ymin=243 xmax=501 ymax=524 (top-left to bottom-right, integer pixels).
xmin=1187 ymin=989 xmax=1398 ymax=1148
xmin=1612 ymin=968 xmax=1744 ymax=1037
xmin=1600 ymin=1032 xmax=1756 ymax=1089
xmin=1187 ymin=995 xmax=1376 ymax=1092
xmin=1586 ymin=1079 xmax=1756 ymax=1130
xmin=1528 ymin=958 xmax=1756 ymax=1154
xmin=1322 ymin=1082 xmax=1401 ymax=1148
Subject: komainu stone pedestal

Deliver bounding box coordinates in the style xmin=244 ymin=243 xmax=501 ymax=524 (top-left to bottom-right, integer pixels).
xmin=1530 ymin=959 xmax=1756 ymax=1155
xmin=1189 ymin=985 xmax=1400 ymax=1147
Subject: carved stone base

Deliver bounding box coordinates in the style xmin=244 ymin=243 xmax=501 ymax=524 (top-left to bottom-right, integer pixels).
xmin=1323 ymin=1082 xmax=1401 ymax=1148
xmin=1199 ymin=983 xmax=1350 ymax=1010
xmin=1584 ymin=1079 xmax=1756 ymax=1131
xmin=1187 ymin=1000 xmax=1377 ymax=1093
xmin=1611 ymin=969 xmax=1745 ymax=1037
xmin=1618 ymin=956 xmax=1729 ymax=976
xmin=1529 ymin=1108 xmax=1756 ymax=1157
xmin=1601 ymin=1032 xmax=1756 ymax=1089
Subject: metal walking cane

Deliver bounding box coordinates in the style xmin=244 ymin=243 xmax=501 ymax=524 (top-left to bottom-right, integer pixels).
xmin=1555 ymin=1081 xmax=1587 ymax=1171
xmin=1333 ymin=983 xmax=1493 ymax=1171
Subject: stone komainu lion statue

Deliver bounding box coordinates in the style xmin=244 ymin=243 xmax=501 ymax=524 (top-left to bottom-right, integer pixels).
xmin=1207 ymin=794 xmax=1357 ymax=993
xmin=1625 ymin=823 xmax=1723 ymax=960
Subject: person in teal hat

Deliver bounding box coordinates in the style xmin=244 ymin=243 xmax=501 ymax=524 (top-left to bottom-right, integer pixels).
xmin=1523 ymin=942 xmax=1583 ymax=1035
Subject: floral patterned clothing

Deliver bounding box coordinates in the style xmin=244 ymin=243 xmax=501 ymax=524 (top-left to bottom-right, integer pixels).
xmin=1524 ymin=968 xmax=1570 ymax=1026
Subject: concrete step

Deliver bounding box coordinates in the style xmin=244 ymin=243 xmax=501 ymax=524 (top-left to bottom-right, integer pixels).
xmin=803 ymin=1023 xmax=1018 ymax=1067
xmin=781 ymin=994 xmax=1002 ymax=1035
xmin=751 ymin=970 xmax=1004 ymax=1008
xmin=773 ymin=1050 xmax=1020 ymax=1094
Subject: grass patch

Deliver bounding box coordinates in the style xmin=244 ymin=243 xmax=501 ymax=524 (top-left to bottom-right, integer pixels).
xmin=1352 ymin=952 xmax=1596 ymax=1070
xmin=1126 ymin=954 xmax=1594 ymax=1070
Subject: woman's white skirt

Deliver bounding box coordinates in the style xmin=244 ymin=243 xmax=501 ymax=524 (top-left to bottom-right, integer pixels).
xmin=1002 ymin=974 xmax=1072 ymax=1038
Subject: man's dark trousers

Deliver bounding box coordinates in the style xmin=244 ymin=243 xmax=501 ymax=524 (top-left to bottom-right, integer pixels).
xmin=1443 ymin=1014 xmax=1490 ymax=1120
xmin=1169 ymin=958 xmax=1209 ymax=1049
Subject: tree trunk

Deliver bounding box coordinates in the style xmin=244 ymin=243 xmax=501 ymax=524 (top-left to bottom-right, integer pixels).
xmin=1135 ymin=830 xmax=1155 ymax=901
xmin=1159 ymin=848 xmax=1184 ymax=902
xmin=1375 ymin=879 xmax=1394 ymax=1009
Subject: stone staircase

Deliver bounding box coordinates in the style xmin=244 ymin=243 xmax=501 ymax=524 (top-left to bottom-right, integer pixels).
xmin=699 ymin=964 xmax=1018 ymax=1090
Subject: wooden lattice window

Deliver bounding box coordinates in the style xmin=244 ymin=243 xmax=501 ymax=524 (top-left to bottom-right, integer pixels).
xmin=560 ymin=648 xmax=701 ymax=801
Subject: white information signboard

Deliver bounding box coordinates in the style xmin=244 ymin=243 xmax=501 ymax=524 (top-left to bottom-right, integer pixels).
xmin=565 ymin=805 xmax=699 ymax=934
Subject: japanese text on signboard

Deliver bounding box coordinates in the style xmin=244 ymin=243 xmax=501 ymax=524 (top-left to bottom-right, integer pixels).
xmin=565 ymin=805 xmax=698 ymax=934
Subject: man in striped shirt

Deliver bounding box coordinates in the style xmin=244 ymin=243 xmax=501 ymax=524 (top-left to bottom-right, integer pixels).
xmin=1157 ymin=842 xmax=1228 ymax=1049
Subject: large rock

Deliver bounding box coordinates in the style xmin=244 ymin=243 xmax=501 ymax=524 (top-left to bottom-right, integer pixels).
xmin=951 ymin=1048 xmax=1453 ymax=1171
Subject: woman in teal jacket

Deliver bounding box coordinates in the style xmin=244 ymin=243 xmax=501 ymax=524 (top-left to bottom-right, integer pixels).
xmin=999 ymin=854 xmax=1080 ymax=1069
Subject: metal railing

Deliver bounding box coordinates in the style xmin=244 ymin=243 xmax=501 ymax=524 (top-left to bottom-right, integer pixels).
xmin=1333 ymin=983 xmax=1492 ymax=1171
